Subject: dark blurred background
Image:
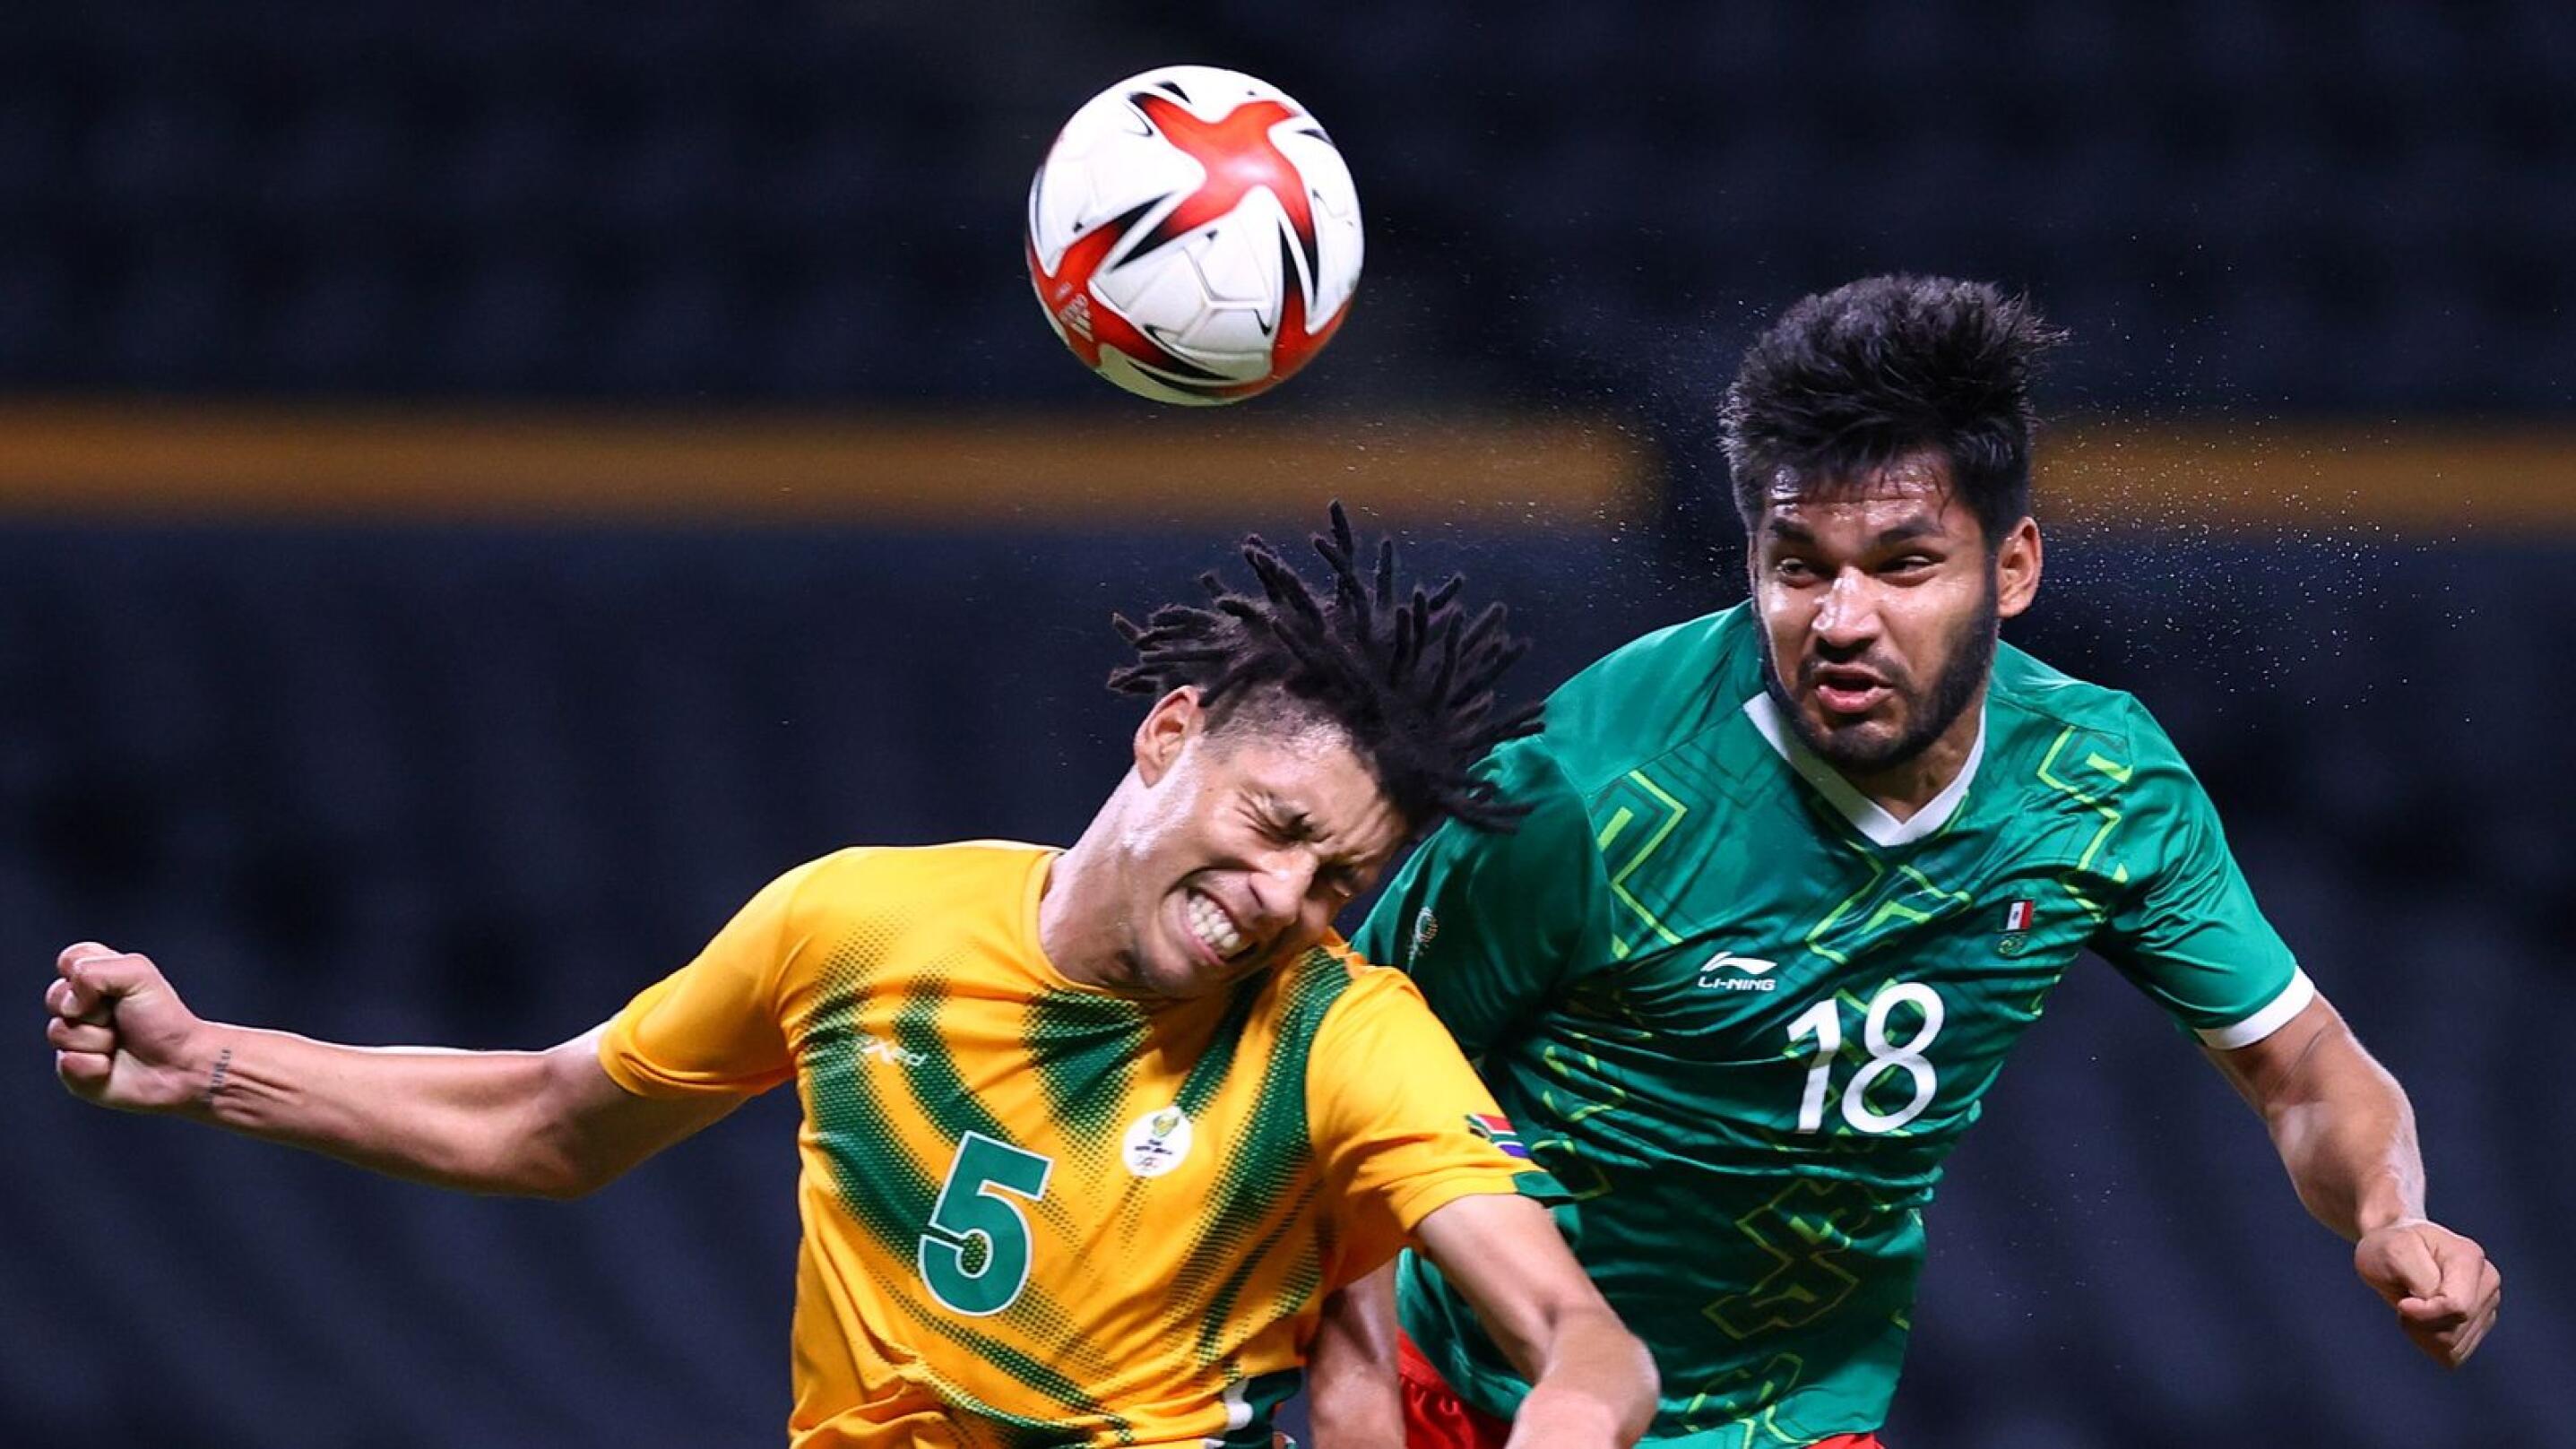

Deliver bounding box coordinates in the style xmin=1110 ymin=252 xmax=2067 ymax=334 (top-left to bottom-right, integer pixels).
xmin=3 ymin=3 xmax=2568 ymax=1446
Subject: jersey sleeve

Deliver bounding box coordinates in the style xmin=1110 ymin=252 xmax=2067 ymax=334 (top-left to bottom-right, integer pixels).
xmin=1304 ymin=966 xmax=1569 ymax=1280
xmin=597 ymin=856 xmax=834 ymax=1097
xmin=1351 ymin=740 xmax=1611 ymax=1058
xmin=2088 ymin=708 xmax=2312 ymax=1048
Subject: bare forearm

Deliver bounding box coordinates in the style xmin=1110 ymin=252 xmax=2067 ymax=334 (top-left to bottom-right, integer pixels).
xmin=1307 ymin=1266 xmax=1405 ymax=1448
xmin=189 ymin=1023 xmax=583 ymax=1196
xmin=48 ymin=944 xmax=693 ymax=1197
xmin=2268 ymin=1050 xmax=2424 ymax=1239
xmin=1508 ymin=1301 xmax=1658 ymax=1445
xmin=2209 ymin=994 xmax=2499 ymax=1366
xmin=2221 ymin=1000 xmax=2427 ymax=1240
xmin=1414 ymin=1193 xmax=1657 ymax=1446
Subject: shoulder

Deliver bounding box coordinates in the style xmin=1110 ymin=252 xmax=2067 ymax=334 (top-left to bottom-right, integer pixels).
xmin=1299 ymin=940 xmax=1449 ymax=1048
xmin=1985 ymin=648 xmax=2220 ymax=852
xmin=1539 ymin=606 xmax=1754 ymax=787
xmin=1215 ymin=942 xmax=1427 ymax=1082
xmin=1988 ymin=643 xmax=2186 ymax=767
xmin=1405 ymin=737 xmax=1604 ymax=908
xmin=1989 ymin=643 xmax=2138 ymax=732
xmin=1478 ymin=736 xmax=1590 ymax=824
xmin=771 ymin=841 xmax=1055 ymax=927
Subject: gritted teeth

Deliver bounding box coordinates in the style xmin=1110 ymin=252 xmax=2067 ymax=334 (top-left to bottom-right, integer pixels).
xmin=1186 ymin=890 xmax=1249 ymax=960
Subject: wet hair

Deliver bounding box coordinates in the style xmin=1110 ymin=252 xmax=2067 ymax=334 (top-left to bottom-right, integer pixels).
xmin=1721 ymin=274 xmax=2065 ymax=549
xmin=1108 ymin=503 xmax=1541 ymax=833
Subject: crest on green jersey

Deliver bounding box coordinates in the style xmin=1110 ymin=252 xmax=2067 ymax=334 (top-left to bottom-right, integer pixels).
xmin=1998 ymin=898 xmax=2036 ymax=956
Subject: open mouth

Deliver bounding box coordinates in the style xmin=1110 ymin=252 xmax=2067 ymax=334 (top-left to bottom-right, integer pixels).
xmin=1183 ymin=888 xmax=1256 ymax=964
xmin=1811 ymin=666 xmax=1893 ymax=718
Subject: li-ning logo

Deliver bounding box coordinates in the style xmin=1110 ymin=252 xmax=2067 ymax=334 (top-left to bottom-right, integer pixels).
xmin=1697 ymin=952 xmax=1779 ymax=993
xmin=858 ymin=1033 xmax=926 ymax=1068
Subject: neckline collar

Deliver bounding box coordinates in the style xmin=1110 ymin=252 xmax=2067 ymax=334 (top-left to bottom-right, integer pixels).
xmin=1741 ymin=692 xmax=1986 ymax=849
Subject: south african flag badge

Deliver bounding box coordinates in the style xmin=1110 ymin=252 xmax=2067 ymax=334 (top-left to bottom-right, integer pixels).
xmin=1465 ymin=1112 xmax=1531 ymax=1160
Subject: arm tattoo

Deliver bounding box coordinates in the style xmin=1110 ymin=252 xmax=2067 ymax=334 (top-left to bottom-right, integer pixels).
xmin=200 ymin=1046 xmax=233 ymax=1109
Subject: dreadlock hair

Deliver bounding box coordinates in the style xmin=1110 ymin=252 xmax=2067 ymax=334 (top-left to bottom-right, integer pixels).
xmin=1720 ymin=275 xmax=2067 ymax=551
xmin=1106 ymin=502 xmax=1542 ymax=835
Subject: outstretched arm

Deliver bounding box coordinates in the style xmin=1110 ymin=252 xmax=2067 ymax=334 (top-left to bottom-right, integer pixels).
xmin=1413 ymin=1193 xmax=1655 ymax=1449
xmin=2206 ymin=991 xmax=2502 ymax=1366
xmin=45 ymin=941 xmax=740 ymax=1198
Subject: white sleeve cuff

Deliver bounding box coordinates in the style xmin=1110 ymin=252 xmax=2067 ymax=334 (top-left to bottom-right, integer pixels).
xmin=2194 ymin=967 xmax=2317 ymax=1049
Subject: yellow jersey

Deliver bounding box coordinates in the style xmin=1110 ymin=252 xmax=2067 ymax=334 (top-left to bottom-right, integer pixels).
xmin=598 ymin=841 xmax=1556 ymax=1447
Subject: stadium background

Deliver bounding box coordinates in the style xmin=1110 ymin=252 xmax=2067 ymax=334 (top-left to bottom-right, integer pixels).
xmin=3 ymin=3 xmax=2567 ymax=1445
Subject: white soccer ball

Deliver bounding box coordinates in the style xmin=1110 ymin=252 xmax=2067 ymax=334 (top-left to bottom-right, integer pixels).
xmin=1025 ymin=65 xmax=1363 ymax=405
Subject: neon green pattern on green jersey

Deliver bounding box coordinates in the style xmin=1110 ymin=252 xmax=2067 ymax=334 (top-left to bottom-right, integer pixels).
xmin=1355 ymin=606 xmax=2304 ymax=1444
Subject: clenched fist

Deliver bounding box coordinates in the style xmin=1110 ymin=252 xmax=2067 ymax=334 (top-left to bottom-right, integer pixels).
xmin=2356 ymin=1217 xmax=2503 ymax=1367
xmin=46 ymin=941 xmax=219 ymax=1113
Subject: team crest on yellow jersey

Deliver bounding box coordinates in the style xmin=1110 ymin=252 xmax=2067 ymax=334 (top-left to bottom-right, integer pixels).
xmin=1121 ymin=1105 xmax=1194 ymax=1177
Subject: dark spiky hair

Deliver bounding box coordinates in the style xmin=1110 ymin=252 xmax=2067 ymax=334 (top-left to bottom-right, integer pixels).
xmin=1721 ymin=274 xmax=2066 ymax=548
xmin=1108 ymin=503 xmax=1542 ymax=834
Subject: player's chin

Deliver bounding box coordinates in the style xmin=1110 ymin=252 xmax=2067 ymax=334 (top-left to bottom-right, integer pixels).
xmin=1148 ymin=938 xmax=1274 ymax=1001
xmin=1139 ymin=923 xmax=1232 ymax=1001
xmin=1807 ymin=708 xmax=1911 ymax=768
xmin=1806 ymin=699 xmax=1898 ymax=745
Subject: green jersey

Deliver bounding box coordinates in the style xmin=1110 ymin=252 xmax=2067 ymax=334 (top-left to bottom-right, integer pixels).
xmin=1353 ymin=605 xmax=2306 ymax=1445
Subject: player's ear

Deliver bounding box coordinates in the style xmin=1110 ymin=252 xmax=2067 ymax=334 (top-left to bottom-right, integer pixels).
xmin=1133 ymin=687 xmax=1205 ymax=784
xmin=1994 ymin=516 xmax=2043 ymax=619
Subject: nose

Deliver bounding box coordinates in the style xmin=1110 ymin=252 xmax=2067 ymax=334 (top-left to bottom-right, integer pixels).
xmin=1811 ymin=568 xmax=1882 ymax=651
xmin=1243 ymin=848 xmax=1318 ymax=928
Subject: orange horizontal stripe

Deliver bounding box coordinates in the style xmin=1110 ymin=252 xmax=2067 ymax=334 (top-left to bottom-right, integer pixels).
xmin=0 ymin=402 xmax=2566 ymax=530
xmin=0 ymin=401 xmax=1644 ymax=526
xmin=2045 ymin=423 xmax=2576 ymax=533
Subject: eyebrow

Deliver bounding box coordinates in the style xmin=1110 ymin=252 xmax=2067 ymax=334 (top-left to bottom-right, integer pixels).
xmin=1253 ymin=792 xmax=1315 ymax=835
xmin=1254 ymin=790 xmax=1384 ymax=868
xmin=1763 ymin=516 xmax=1942 ymax=548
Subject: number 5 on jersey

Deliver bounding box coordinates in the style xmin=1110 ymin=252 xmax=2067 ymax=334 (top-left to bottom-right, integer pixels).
xmin=920 ymin=1131 xmax=1053 ymax=1316
xmin=1787 ymin=981 xmax=1946 ymax=1134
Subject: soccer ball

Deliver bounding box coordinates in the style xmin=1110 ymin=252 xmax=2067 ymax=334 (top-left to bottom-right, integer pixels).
xmin=1026 ymin=65 xmax=1362 ymax=405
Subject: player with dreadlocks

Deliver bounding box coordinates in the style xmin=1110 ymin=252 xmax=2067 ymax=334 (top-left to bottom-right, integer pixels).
xmin=44 ymin=505 xmax=1658 ymax=1449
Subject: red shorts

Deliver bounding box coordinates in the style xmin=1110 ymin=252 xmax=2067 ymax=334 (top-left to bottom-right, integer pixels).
xmin=1396 ymin=1331 xmax=1887 ymax=1449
